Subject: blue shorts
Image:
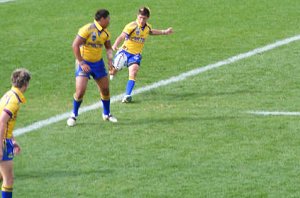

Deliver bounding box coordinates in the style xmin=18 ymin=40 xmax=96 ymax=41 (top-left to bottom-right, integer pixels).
xmin=116 ymin=50 xmax=142 ymax=67
xmin=2 ymin=139 xmax=14 ymax=161
xmin=75 ymin=59 xmax=107 ymax=80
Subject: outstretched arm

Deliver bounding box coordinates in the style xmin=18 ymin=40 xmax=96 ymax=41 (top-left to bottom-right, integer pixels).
xmin=150 ymin=27 xmax=173 ymax=35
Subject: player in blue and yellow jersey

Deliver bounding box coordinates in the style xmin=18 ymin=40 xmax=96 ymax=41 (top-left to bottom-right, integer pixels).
xmin=111 ymin=7 xmax=173 ymax=103
xmin=67 ymin=9 xmax=117 ymax=126
xmin=0 ymin=68 xmax=31 ymax=198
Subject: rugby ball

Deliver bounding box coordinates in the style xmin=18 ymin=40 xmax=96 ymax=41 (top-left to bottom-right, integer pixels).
xmin=113 ymin=52 xmax=127 ymax=71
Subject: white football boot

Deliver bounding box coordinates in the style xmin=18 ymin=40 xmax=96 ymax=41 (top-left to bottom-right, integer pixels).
xmin=67 ymin=114 xmax=77 ymax=127
xmin=122 ymin=95 xmax=132 ymax=103
xmin=102 ymin=114 xmax=118 ymax=123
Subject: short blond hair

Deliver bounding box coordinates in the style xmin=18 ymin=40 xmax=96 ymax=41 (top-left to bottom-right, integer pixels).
xmin=11 ymin=68 xmax=31 ymax=88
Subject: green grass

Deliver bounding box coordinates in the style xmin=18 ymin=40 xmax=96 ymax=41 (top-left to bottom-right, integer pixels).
xmin=1 ymin=0 xmax=300 ymax=197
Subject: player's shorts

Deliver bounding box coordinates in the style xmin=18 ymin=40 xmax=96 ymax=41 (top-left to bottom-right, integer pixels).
xmin=116 ymin=50 xmax=142 ymax=67
xmin=2 ymin=139 xmax=14 ymax=161
xmin=75 ymin=59 xmax=107 ymax=80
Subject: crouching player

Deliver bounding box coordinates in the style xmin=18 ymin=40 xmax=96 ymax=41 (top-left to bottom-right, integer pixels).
xmin=0 ymin=68 xmax=31 ymax=198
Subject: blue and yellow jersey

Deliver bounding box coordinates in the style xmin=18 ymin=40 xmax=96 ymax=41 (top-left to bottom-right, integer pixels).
xmin=78 ymin=20 xmax=111 ymax=62
xmin=0 ymin=87 xmax=26 ymax=139
xmin=121 ymin=20 xmax=152 ymax=54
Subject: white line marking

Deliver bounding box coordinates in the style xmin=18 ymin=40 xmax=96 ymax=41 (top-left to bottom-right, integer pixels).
xmin=247 ymin=111 xmax=300 ymax=116
xmin=14 ymin=34 xmax=300 ymax=136
xmin=0 ymin=0 xmax=15 ymax=3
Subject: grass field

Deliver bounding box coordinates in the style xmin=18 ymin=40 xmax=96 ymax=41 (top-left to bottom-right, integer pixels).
xmin=1 ymin=0 xmax=300 ymax=197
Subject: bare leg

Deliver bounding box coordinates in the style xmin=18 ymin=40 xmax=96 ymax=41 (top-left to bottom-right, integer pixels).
xmin=0 ymin=161 xmax=14 ymax=196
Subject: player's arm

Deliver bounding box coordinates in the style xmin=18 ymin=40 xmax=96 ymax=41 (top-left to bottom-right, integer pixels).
xmin=104 ymin=40 xmax=113 ymax=69
xmin=150 ymin=27 xmax=173 ymax=35
xmin=11 ymin=135 xmax=21 ymax=155
xmin=106 ymin=39 xmax=118 ymax=76
xmin=72 ymin=36 xmax=90 ymax=73
xmin=0 ymin=110 xmax=11 ymax=160
xmin=112 ymin=32 xmax=126 ymax=51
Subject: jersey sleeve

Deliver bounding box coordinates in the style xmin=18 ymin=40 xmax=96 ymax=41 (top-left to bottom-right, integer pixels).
xmin=122 ymin=22 xmax=137 ymax=35
xmin=4 ymin=99 xmax=19 ymax=118
xmin=77 ymin=24 xmax=91 ymax=40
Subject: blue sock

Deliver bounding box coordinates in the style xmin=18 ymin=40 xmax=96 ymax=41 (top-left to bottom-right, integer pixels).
xmin=1 ymin=191 xmax=12 ymax=198
xmin=125 ymin=80 xmax=135 ymax=95
xmin=102 ymin=99 xmax=110 ymax=116
xmin=73 ymin=98 xmax=82 ymax=117
xmin=2 ymin=186 xmax=13 ymax=198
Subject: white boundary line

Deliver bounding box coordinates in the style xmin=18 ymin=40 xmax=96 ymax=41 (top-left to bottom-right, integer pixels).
xmin=0 ymin=0 xmax=15 ymax=3
xmin=14 ymin=34 xmax=300 ymax=136
xmin=247 ymin=111 xmax=300 ymax=116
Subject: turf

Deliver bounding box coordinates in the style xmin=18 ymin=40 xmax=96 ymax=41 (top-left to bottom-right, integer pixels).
xmin=0 ymin=0 xmax=300 ymax=197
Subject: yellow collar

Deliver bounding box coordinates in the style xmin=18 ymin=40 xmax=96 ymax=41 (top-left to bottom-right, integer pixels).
xmin=11 ymin=86 xmax=26 ymax=103
xmin=94 ymin=20 xmax=104 ymax=31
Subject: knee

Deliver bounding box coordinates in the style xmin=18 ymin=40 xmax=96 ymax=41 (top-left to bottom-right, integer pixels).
xmin=129 ymin=70 xmax=138 ymax=78
xmin=129 ymin=65 xmax=139 ymax=77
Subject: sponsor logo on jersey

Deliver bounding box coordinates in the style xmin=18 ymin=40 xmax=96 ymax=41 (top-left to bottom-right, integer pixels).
xmin=92 ymin=32 xmax=97 ymax=41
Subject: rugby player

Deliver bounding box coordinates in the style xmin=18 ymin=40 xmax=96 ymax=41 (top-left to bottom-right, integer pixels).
xmin=67 ymin=9 xmax=117 ymax=126
xmin=111 ymin=7 xmax=173 ymax=103
xmin=0 ymin=68 xmax=31 ymax=198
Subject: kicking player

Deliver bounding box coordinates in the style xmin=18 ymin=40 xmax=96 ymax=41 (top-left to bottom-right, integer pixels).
xmin=0 ymin=68 xmax=31 ymax=198
xmin=67 ymin=9 xmax=117 ymax=126
xmin=111 ymin=7 xmax=173 ymax=103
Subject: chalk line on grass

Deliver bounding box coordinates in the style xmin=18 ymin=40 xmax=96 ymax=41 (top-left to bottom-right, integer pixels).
xmin=0 ymin=0 xmax=15 ymax=3
xmin=14 ymin=34 xmax=300 ymax=136
xmin=247 ymin=111 xmax=300 ymax=116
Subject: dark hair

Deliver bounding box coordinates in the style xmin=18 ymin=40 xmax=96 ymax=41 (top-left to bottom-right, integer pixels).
xmin=11 ymin=68 xmax=31 ymax=88
xmin=95 ymin=9 xmax=110 ymax=21
xmin=138 ymin=7 xmax=150 ymax=17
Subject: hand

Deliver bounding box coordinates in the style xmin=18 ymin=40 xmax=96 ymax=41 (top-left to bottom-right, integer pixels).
xmin=80 ymin=62 xmax=91 ymax=73
xmin=112 ymin=45 xmax=119 ymax=51
xmin=109 ymin=66 xmax=118 ymax=75
xmin=165 ymin=27 xmax=173 ymax=35
xmin=13 ymin=142 xmax=21 ymax=155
